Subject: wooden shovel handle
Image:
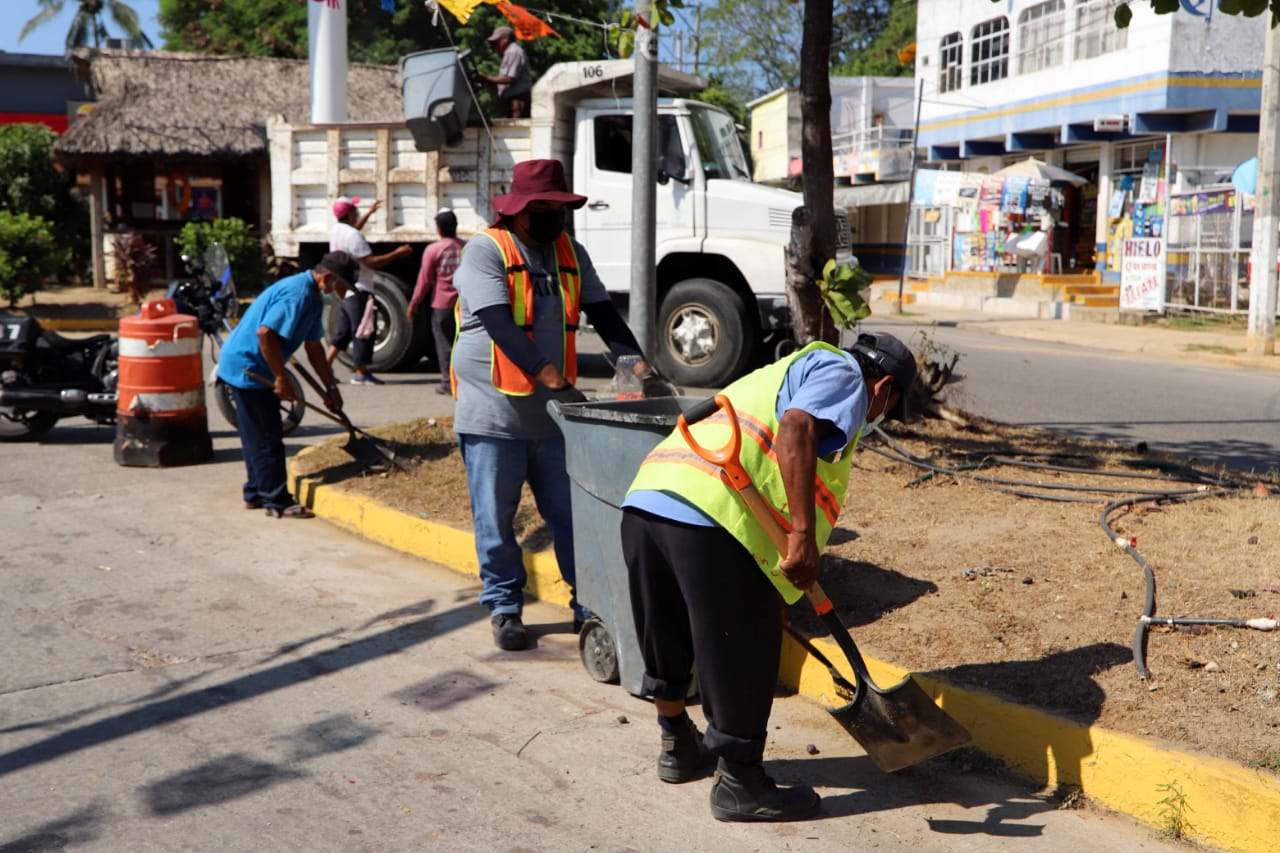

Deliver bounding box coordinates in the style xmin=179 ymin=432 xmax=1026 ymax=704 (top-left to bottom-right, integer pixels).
xmin=683 ymin=394 xmax=835 ymax=617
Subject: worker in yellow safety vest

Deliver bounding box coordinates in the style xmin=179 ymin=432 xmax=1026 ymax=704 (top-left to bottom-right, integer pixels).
xmin=622 ymin=332 xmax=917 ymax=822
xmin=451 ymin=158 xmax=675 ymax=652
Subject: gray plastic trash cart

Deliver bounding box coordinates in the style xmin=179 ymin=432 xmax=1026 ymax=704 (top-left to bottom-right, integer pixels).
xmin=547 ymin=396 xmax=706 ymax=696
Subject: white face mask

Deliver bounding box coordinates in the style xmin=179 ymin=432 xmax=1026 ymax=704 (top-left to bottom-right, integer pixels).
xmin=856 ymin=410 xmax=886 ymax=444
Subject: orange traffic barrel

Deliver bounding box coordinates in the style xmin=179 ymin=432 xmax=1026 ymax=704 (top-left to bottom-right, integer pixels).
xmin=113 ymin=298 xmax=213 ymax=467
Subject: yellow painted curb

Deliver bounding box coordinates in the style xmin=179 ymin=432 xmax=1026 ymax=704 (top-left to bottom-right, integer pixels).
xmin=290 ymin=450 xmax=1279 ymax=853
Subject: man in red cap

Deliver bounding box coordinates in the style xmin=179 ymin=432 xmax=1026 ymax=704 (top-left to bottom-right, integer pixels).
xmin=451 ymin=158 xmax=674 ymax=651
xmin=478 ymin=25 xmax=531 ymax=118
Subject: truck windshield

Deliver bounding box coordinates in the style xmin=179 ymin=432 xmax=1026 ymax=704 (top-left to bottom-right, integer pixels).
xmin=689 ymin=106 xmax=750 ymax=182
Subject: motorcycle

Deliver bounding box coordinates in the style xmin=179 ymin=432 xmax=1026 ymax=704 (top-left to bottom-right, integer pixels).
xmin=0 ymin=313 xmax=118 ymax=441
xmin=166 ymin=242 xmax=304 ymax=435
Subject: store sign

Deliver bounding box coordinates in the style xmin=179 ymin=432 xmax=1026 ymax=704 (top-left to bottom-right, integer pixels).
xmin=1120 ymin=237 xmax=1165 ymax=311
xmin=1169 ymin=188 xmax=1235 ymax=217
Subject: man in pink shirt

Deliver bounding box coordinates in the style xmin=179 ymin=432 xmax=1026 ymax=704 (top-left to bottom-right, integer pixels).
xmin=409 ymin=208 xmax=465 ymax=395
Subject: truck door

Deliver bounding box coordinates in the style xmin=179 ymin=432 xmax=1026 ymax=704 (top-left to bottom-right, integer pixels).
xmin=574 ymin=112 xmax=696 ymax=288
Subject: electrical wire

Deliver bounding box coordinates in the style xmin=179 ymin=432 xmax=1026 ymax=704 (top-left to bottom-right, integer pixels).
xmin=864 ymin=424 xmax=1272 ymax=681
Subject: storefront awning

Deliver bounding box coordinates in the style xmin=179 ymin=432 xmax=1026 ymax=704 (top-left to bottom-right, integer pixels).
xmin=834 ymin=181 xmax=911 ymax=207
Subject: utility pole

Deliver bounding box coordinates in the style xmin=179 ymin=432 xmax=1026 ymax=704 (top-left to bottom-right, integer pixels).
xmin=631 ymin=4 xmax=659 ymax=357
xmin=1248 ymin=22 xmax=1279 ymax=355
xmin=692 ymin=2 xmax=701 ymax=77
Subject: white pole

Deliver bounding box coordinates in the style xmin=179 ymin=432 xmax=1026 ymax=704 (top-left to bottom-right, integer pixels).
xmin=309 ymin=0 xmax=349 ymax=124
xmin=1248 ymin=22 xmax=1279 ymax=354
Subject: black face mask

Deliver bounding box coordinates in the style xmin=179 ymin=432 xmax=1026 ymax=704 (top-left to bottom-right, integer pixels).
xmin=526 ymin=209 xmax=565 ymax=244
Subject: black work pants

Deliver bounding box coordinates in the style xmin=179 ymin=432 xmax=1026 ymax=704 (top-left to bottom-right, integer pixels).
xmin=331 ymin=290 xmax=373 ymax=369
xmin=621 ymin=507 xmax=781 ymax=765
xmin=431 ymin=306 xmax=455 ymax=389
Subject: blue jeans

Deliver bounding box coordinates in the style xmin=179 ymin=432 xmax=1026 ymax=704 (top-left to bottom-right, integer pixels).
xmin=231 ymin=385 xmax=292 ymax=510
xmin=458 ymin=432 xmax=584 ymax=620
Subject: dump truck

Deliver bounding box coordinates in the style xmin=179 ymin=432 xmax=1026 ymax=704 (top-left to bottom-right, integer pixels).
xmin=267 ymin=50 xmax=851 ymax=387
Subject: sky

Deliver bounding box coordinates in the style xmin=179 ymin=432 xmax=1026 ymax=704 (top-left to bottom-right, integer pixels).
xmin=2 ymin=0 xmax=163 ymax=56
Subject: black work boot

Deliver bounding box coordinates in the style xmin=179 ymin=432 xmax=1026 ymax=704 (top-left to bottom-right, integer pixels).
xmin=708 ymin=758 xmax=820 ymax=822
xmin=656 ymin=715 xmax=713 ymax=783
xmin=491 ymin=614 xmax=529 ymax=651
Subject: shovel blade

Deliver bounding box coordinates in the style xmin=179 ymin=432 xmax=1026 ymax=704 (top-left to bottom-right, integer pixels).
xmin=342 ymin=432 xmax=393 ymax=469
xmin=828 ymin=674 xmax=971 ymax=773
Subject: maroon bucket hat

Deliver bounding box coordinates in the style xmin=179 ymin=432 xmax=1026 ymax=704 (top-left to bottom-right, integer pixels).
xmin=491 ymin=159 xmax=587 ymax=217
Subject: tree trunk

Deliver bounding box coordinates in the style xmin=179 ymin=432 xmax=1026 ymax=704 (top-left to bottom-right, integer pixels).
xmin=789 ymin=0 xmax=837 ymax=346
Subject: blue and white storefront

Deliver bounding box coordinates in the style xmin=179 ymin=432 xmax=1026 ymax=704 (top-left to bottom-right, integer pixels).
xmin=911 ymin=0 xmax=1264 ymax=307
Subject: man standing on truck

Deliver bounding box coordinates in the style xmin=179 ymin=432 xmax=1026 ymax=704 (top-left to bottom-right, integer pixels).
xmin=452 ymin=158 xmax=674 ymax=652
xmin=620 ymin=333 xmax=916 ymax=822
xmin=327 ymin=196 xmax=413 ymax=385
xmin=409 ymin=208 xmax=465 ymax=395
xmin=478 ymin=25 xmax=531 ymax=118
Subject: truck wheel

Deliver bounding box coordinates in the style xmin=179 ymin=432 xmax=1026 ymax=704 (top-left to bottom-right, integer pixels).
xmin=324 ymin=272 xmax=418 ymax=372
xmin=655 ymin=278 xmax=753 ymax=387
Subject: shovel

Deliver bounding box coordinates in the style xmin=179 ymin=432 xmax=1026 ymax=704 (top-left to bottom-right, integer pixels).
xmin=676 ymin=394 xmax=971 ymax=773
xmin=245 ymin=368 xmax=411 ymax=473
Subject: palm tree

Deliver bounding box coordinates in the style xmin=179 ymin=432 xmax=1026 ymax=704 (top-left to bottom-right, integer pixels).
xmin=19 ymin=0 xmax=155 ymax=52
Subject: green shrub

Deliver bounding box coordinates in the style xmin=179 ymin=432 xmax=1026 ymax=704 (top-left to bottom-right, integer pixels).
xmin=0 ymin=211 xmax=60 ymax=307
xmin=174 ymin=217 xmax=264 ymax=294
xmin=0 ymin=123 xmax=89 ymax=281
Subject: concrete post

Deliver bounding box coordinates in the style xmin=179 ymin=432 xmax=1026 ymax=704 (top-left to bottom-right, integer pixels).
xmin=1248 ymin=22 xmax=1279 ymax=355
xmin=630 ymin=11 xmax=659 ymax=357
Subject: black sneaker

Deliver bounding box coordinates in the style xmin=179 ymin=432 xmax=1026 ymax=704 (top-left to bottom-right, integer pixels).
xmin=708 ymin=759 xmax=820 ymax=822
xmin=657 ymin=716 xmax=713 ymax=783
xmin=491 ymin=614 xmax=529 ymax=651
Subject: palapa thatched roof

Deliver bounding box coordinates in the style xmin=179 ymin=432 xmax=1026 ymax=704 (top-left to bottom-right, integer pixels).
xmin=54 ymin=48 xmax=401 ymax=163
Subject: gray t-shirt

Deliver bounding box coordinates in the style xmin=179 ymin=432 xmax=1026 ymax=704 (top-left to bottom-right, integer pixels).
xmin=498 ymin=43 xmax=531 ymax=100
xmin=452 ymin=231 xmax=608 ymax=439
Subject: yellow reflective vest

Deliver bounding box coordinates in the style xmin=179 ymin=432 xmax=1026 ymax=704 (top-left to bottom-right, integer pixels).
xmin=627 ymin=341 xmax=860 ymax=603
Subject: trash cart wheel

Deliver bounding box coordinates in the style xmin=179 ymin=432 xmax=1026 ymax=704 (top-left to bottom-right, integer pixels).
xmin=578 ymin=617 xmax=620 ymax=684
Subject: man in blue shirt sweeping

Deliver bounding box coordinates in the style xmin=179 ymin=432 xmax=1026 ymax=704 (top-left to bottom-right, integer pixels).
xmin=217 ymin=251 xmax=356 ymax=518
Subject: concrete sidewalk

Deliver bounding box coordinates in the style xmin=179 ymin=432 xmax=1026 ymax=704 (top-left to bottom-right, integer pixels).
xmin=867 ymin=297 xmax=1280 ymax=374
xmin=289 ymin=451 xmax=1280 ymax=853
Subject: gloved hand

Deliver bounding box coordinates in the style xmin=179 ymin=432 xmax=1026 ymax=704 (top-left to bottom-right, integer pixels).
xmin=549 ymin=383 xmax=588 ymax=405
xmin=641 ymin=370 xmax=678 ymax=398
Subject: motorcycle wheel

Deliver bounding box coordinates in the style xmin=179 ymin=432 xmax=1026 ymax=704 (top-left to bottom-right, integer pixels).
xmin=0 ymin=408 xmax=59 ymax=442
xmin=214 ymin=374 xmax=305 ymax=436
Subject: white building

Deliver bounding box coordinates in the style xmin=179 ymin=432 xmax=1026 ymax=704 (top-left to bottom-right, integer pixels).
xmin=914 ymin=0 xmax=1264 ymax=303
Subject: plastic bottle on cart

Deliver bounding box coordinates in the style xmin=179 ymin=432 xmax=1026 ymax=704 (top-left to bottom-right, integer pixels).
xmin=611 ymin=355 xmax=643 ymax=400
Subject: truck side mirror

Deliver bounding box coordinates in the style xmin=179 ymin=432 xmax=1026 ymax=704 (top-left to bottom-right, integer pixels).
xmin=657 ymin=166 xmax=690 ymax=186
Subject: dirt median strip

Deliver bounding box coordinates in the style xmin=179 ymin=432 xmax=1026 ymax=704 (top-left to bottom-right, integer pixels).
xmin=289 ymin=445 xmax=1280 ymax=852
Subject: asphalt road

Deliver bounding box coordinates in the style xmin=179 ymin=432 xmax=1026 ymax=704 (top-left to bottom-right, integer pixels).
xmin=0 ymin=359 xmax=1184 ymax=851
xmin=864 ymin=320 xmax=1280 ymax=476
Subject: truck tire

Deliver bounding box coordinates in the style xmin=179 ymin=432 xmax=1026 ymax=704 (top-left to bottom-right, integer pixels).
xmin=655 ymin=278 xmax=754 ymax=388
xmin=324 ymin=271 xmax=419 ymax=372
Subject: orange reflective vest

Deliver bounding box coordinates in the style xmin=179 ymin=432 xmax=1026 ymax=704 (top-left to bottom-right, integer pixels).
xmin=453 ymin=227 xmax=582 ymax=397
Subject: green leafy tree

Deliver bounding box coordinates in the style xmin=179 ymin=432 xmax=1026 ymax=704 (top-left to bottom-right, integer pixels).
xmin=0 ymin=124 xmax=89 ymax=282
xmin=0 ymin=213 xmax=60 ymax=307
xmin=696 ymin=0 xmax=908 ymax=103
xmin=20 ymin=0 xmax=155 ymax=51
xmin=175 ymin=217 xmax=263 ymax=294
xmin=835 ymin=0 xmax=916 ymax=78
xmin=159 ymin=0 xmax=611 ymax=67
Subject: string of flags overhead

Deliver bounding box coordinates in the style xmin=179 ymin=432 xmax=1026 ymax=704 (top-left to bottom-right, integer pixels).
xmin=431 ymin=0 xmax=561 ymax=38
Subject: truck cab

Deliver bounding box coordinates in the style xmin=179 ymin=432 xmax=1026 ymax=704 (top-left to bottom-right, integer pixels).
xmin=573 ymin=97 xmax=843 ymax=385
